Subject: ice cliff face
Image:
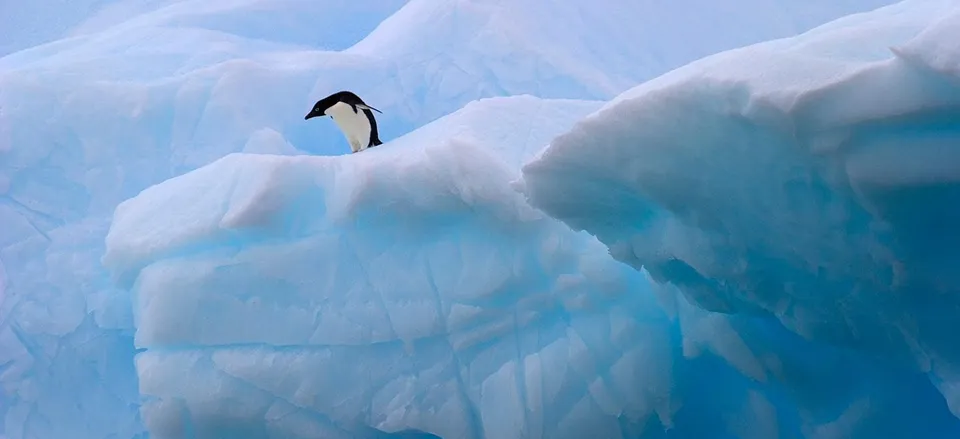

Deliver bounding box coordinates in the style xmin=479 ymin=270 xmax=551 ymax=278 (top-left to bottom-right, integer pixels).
xmin=522 ymin=0 xmax=960 ymax=436
xmin=102 ymin=102 xmax=677 ymax=438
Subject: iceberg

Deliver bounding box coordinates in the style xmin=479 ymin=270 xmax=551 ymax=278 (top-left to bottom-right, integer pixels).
xmin=101 ymin=97 xmax=685 ymax=439
xmin=0 ymin=0 xmax=933 ymax=437
xmin=103 ymin=93 xmax=959 ymax=439
xmin=522 ymin=0 xmax=960 ymax=435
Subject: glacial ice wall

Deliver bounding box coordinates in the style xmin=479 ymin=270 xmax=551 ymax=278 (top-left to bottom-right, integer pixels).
xmin=522 ymin=0 xmax=960 ymax=436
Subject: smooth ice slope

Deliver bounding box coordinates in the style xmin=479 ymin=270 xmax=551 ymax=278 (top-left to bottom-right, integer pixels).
xmin=67 ymin=0 xmax=410 ymax=50
xmin=0 ymin=0 xmax=140 ymax=56
xmin=0 ymin=0 xmax=906 ymax=437
xmin=346 ymin=0 xmax=899 ymax=123
xmin=0 ymin=0 xmax=408 ymax=58
xmin=522 ymin=0 xmax=960 ymax=435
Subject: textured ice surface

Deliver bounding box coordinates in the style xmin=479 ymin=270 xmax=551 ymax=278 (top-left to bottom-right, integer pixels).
xmin=0 ymin=0 xmax=919 ymax=437
xmin=523 ymin=0 xmax=960 ymax=436
xmin=112 ymin=95 xmax=946 ymax=438
xmin=103 ymin=116 xmax=675 ymax=439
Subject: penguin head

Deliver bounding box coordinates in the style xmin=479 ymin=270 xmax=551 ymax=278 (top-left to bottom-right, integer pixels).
xmin=304 ymin=95 xmax=338 ymax=120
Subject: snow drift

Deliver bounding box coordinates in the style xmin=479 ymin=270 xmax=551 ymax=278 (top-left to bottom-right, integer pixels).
xmin=522 ymin=0 xmax=960 ymax=433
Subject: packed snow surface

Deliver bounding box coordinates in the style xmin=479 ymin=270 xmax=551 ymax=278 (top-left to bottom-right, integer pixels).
xmin=0 ymin=0 xmax=938 ymax=437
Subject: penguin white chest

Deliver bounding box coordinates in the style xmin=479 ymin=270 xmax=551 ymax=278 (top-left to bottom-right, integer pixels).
xmin=325 ymin=101 xmax=372 ymax=153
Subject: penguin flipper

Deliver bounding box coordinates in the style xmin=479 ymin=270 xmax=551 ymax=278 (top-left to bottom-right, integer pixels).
xmin=358 ymin=104 xmax=382 ymax=114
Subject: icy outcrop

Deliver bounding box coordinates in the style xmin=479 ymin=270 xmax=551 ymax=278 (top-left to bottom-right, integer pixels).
xmin=522 ymin=0 xmax=960 ymax=434
xmin=102 ymin=99 xmax=677 ymax=438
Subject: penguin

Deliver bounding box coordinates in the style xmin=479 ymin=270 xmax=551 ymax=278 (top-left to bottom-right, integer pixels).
xmin=304 ymin=91 xmax=383 ymax=153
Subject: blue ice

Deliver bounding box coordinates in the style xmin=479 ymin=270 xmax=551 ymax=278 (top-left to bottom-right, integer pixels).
xmin=2 ymin=0 xmax=955 ymax=438
xmin=523 ymin=0 xmax=960 ymax=437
